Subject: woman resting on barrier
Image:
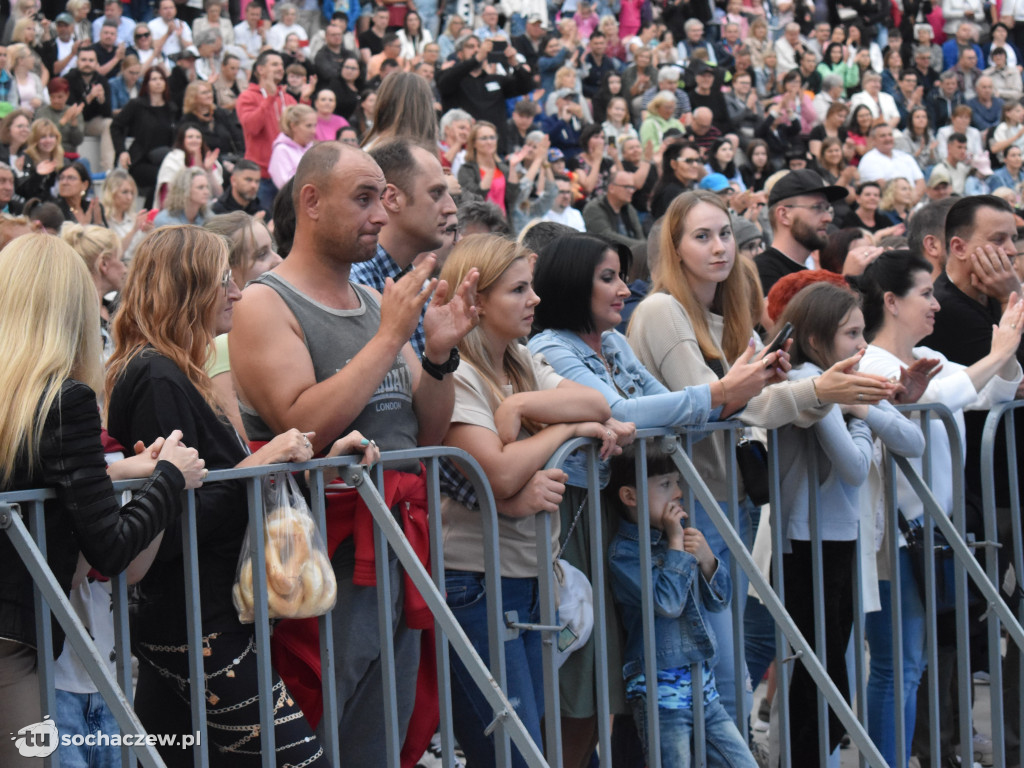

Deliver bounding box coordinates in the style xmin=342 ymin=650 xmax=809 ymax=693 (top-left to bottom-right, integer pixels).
xmin=437 ymin=234 xmax=620 ymax=768
xmin=528 ymin=228 xmax=788 ymax=765
xmin=852 ymin=250 xmax=1024 ymax=768
xmin=625 ymin=191 xmax=901 ymax=726
xmin=0 ymin=234 xmax=206 ymax=768
xmin=105 ymin=226 xmax=377 ymax=767
xmin=771 ymin=281 xmax=925 ymax=766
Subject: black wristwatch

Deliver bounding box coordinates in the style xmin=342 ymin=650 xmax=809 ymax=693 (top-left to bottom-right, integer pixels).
xmin=422 ymin=347 xmax=460 ymax=380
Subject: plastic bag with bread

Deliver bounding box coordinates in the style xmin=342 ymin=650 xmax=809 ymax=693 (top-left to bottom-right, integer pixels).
xmin=232 ymin=472 xmax=337 ymax=622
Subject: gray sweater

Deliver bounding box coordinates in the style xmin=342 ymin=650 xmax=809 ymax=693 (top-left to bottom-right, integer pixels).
xmin=776 ymin=363 xmax=925 ymax=552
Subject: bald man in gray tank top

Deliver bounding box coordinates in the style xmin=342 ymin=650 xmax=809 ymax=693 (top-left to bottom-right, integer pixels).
xmin=229 ymin=141 xmax=480 ymax=765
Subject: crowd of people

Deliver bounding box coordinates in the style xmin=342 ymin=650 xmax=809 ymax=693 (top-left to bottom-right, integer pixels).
xmin=3 ymin=0 xmax=1024 ymax=767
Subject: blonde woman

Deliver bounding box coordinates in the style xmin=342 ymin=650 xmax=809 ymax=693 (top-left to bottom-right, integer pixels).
xmin=0 ymin=233 xmax=203 ymax=768
xmin=16 ymin=117 xmax=63 ymax=200
xmin=8 ymin=43 xmax=47 ymax=110
xmin=878 ymin=177 xmax=913 ymax=229
xmin=457 ymin=121 xmax=521 ymax=219
xmin=101 ymin=168 xmax=151 ymax=258
xmin=438 ymin=233 xmax=617 ymax=768
xmin=268 ymin=103 xmax=316 ymax=189
xmin=152 ymin=166 xmax=211 ymax=226
xmin=60 ymin=222 xmax=125 ymax=360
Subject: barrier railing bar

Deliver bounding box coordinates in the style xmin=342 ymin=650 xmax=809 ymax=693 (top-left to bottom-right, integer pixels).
xmin=0 ymin=502 xmax=167 ymax=767
xmin=308 ymin=467 xmax=341 ymax=768
xmin=534 ymin=508 xmax=562 ymax=768
xmin=717 ymin=426 xmax=746 ymax=738
xmin=981 ymin=401 xmax=1024 ymax=768
xmin=663 ymin=429 xmax=890 ymax=768
xmin=369 ymin=461 xmax=402 ymax=768
xmin=424 ymin=456 xmax=457 ymax=768
xmin=806 ymin=435 xmax=830 ymax=767
xmin=917 ymin=409 xmax=943 ymax=768
xmin=853 ymin=518 xmax=868 ymax=768
xmin=766 ymin=428 xmax=792 ymax=768
xmin=679 ymin=433 xmax=706 ymax=768
xmin=881 ymin=447 xmax=907 ymax=768
xmin=184 ymin=487 xmax=212 ymax=768
xmin=587 ymin=443 xmax=613 ymax=767
xmin=27 ymin=499 xmax=59 ymax=768
xmin=244 ymin=475 xmax=277 ymax=763
xmin=338 ymin=463 xmax=547 ymax=768
xmin=631 ymin=438 xmax=662 ymax=767
xmin=111 ymin=569 xmax=133 ymax=768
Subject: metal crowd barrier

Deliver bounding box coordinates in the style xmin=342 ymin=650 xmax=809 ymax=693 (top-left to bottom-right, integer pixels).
xmin=981 ymin=401 xmax=1024 ymax=768
xmin=7 ymin=404 xmax=1024 ymax=768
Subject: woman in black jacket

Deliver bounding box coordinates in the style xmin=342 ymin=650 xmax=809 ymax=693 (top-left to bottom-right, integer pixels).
xmin=105 ymin=226 xmax=376 ymax=768
xmin=0 ymin=234 xmax=204 ymax=767
xmin=111 ymin=67 xmax=179 ymax=207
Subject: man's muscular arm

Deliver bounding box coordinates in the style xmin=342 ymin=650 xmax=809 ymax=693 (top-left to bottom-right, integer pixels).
xmin=229 ymin=258 xmax=450 ymax=454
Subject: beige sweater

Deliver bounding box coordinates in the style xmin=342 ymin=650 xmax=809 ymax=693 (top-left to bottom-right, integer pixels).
xmin=626 ymin=292 xmax=827 ymax=501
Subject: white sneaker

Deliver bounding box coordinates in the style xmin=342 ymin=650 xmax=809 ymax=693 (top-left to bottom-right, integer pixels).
xmin=752 ymin=697 xmax=770 ymax=733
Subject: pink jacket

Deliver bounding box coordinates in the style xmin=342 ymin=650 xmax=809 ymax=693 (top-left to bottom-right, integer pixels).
xmin=268 ymin=132 xmax=312 ymax=189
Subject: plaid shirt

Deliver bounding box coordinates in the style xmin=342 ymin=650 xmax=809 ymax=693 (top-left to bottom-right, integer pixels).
xmin=350 ymin=244 xmax=427 ymax=359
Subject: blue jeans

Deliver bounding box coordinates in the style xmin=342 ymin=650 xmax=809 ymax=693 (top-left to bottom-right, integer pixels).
xmin=56 ymin=690 xmax=121 ymax=768
xmin=865 ymin=548 xmax=927 ymax=768
xmin=690 ymin=496 xmax=754 ymax=726
xmin=445 ymin=570 xmax=545 ymax=768
xmin=630 ymin=695 xmax=759 ymax=768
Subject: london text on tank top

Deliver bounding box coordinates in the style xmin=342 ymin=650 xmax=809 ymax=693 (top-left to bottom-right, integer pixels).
xmin=239 ymin=272 xmax=420 ymax=468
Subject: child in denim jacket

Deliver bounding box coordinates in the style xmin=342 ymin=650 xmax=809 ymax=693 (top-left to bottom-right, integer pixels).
xmin=607 ymin=443 xmax=757 ymax=768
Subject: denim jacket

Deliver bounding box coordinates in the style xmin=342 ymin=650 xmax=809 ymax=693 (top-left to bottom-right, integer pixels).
xmin=608 ymin=519 xmax=731 ymax=678
xmin=528 ymin=329 xmax=717 ymax=487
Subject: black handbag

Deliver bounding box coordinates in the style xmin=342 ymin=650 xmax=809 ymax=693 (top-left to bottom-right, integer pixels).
xmin=897 ymin=511 xmax=981 ymax=615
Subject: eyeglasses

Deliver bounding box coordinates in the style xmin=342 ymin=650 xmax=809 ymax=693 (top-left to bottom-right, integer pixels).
xmin=782 ymin=203 xmax=833 ymax=215
xmin=220 ymin=269 xmax=234 ymax=292
xmin=681 ymin=157 xmax=702 ymax=164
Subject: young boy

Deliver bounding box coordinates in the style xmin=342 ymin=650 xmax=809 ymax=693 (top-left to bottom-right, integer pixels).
xmin=607 ymin=443 xmax=757 ymax=768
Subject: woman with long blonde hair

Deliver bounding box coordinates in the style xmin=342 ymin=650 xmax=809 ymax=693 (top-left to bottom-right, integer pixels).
xmin=0 ymin=233 xmax=204 ymax=768
xmin=106 ymin=225 xmax=373 ymax=767
xmin=439 ymin=233 xmax=617 ymax=768
xmin=101 ymin=168 xmax=151 ymax=258
xmin=17 ymin=118 xmax=64 ymax=201
xmin=626 ymin=190 xmax=898 ymax=723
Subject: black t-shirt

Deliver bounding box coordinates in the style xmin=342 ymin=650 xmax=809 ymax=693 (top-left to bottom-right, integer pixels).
xmin=755 ymin=246 xmax=806 ymax=295
xmin=808 ymin=124 xmax=848 ymax=145
xmin=358 ymin=28 xmax=385 ymax=57
xmin=108 ymin=348 xmax=250 ymax=642
xmin=923 ymin=272 xmax=1024 ymax=508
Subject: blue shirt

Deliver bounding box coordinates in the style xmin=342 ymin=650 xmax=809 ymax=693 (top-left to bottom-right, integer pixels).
xmin=528 ymin=328 xmax=717 ymax=487
xmin=608 ymin=518 xmax=731 ymax=678
xmin=350 ymin=244 xmax=427 ymax=359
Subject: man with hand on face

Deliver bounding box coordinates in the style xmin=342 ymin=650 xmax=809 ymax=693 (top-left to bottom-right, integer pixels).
xmin=921 ymin=194 xmax=1024 ymax=768
xmin=351 ymin=140 xmax=459 ymax=359
xmin=229 ymin=142 xmax=479 ymax=768
xmin=755 ymin=169 xmax=847 ymax=294
xmin=436 ymin=34 xmax=533 ymax=154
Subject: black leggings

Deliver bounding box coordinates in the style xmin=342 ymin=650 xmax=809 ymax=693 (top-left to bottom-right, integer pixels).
xmin=133 ymin=630 xmax=327 ymax=768
xmin=783 ymin=539 xmax=856 ymax=765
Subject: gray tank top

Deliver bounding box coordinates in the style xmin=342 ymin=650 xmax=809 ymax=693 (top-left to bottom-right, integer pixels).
xmin=240 ymin=273 xmax=420 ymax=462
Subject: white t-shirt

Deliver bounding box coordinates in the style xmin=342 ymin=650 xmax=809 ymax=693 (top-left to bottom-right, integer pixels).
xmin=857 ymin=148 xmax=925 ymax=183
xmin=544 ymin=206 xmax=586 ymax=232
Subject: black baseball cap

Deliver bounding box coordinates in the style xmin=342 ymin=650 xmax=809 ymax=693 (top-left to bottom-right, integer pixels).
xmin=768 ymin=169 xmax=848 ymax=206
